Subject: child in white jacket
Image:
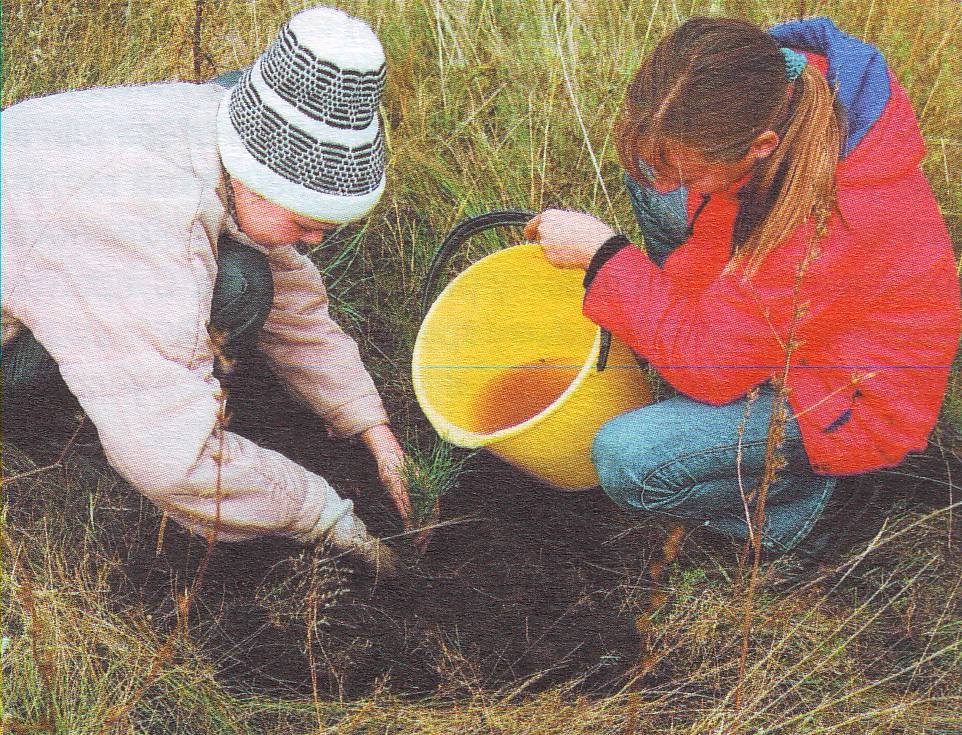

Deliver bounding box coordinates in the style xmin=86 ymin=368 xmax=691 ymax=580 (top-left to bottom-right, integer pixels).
xmin=1 ymin=6 xmax=409 ymax=573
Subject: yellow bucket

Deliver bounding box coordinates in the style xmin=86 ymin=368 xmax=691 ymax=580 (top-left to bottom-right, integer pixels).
xmin=412 ymin=244 xmax=653 ymax=490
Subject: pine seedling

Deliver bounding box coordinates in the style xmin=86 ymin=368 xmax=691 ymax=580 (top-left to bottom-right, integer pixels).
xmin=401 ymin=440 xmax=470 ymax=529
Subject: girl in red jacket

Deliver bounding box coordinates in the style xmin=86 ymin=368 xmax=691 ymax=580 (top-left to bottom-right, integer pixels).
xmin=525 ymin=17 xmax=960 ymax=559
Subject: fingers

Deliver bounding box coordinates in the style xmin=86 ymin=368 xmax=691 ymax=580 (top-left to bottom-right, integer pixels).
xmin=523 ymin=213 xmax=542 ymax=241
xmin=380 ymin=467 xmax=414 ymax=527
xmin=414 ymin=528 xmax=432 ymax=555
xmin=361 ymin=424 xmax=415 ymax=527
xmin=385 ymin=479 xmax=412 ymax=524
xmin=524 ymin=209 xmax=566 ymax=241
xmin=526 ymin=209 xmax=587 ymax=245
xmin=392 ymin=490 xmax=414 ymax=528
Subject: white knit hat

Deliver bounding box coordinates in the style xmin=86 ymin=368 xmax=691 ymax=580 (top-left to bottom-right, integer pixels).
xmin=217 ymin=6 xmax=386 ymax=223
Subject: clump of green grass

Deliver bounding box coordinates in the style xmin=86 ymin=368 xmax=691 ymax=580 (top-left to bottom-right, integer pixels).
xmin=401 ymin=439 xmax=471 ymax=528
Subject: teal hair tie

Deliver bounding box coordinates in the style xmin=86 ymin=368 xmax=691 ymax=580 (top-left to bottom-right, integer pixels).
xmin=780 ymin=47 xmax=808 ymax=81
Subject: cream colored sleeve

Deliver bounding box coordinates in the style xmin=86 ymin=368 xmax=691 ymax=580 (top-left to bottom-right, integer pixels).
xmin=7 ymin=211 xmax=353 ymax=543
xmin=258 ymin=245 xmax=389 ymax=438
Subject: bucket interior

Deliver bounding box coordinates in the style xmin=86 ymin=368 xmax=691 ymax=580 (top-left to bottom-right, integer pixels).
xmin=413 ymin=245 xmax=598 ymax=447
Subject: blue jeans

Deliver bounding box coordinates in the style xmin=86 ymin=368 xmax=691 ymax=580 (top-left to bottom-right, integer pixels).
xmin=2 ymin=237 xmax=273 ymax=403
xmin=599 ymin=176 xmax=838 ymax=553
xmin=592 ymin=387 xmax=836 ymax=552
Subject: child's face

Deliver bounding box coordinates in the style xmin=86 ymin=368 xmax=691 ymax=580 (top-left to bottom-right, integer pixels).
xmin=637 ymin=137 xmax=767 ymax=195
xmin=232 ymin=179 xmax=338 ymax=248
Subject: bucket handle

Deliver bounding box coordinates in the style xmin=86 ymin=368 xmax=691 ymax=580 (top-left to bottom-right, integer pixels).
xmin=421 ymin=209 xmax=612 ymax=372
xmin=420 ymin=210 xmax=534 ymax=316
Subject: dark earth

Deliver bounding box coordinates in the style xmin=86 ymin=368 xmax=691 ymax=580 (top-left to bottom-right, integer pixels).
xmin=4 ymin=348 xmax=955 ymax=702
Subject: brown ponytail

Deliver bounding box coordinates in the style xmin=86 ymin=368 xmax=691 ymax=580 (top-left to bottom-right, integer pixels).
xmin=731 ymin=63 xmax=842 ymax=276
xmin=615 ymin=18 xmax=844 ymax=278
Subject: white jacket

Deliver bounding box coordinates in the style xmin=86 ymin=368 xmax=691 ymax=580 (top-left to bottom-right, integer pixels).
xmin=1 ymin=82 xmax=389 ymax=541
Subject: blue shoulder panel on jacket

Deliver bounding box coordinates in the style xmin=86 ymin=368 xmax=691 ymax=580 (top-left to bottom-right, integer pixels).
xmin=768 ymin=17 xmax=890 ymax=157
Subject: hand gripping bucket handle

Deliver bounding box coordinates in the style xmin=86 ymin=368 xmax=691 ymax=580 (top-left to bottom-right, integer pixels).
xmin=420 ymin=209 xmax=613 ymax=371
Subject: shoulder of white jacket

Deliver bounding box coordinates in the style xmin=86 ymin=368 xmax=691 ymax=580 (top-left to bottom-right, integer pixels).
xmin=3 ymin=81 xmax=222 ymax=127
xmin=3 ymin=83 xmax=222 ymax=165
xmin=4 ymin=82 xmax=226 ymax=211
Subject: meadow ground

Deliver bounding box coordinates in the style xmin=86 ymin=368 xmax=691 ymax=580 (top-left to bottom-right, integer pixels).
xmin=3 ymin=0 xmax=962 ymax=732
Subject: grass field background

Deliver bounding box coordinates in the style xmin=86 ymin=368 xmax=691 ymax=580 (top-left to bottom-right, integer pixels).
xmin=3 ymin=0 xmax=962 ymax=732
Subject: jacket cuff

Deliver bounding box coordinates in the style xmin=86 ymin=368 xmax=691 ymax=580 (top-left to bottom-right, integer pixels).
xmin=324 ymin=392 xmax=390 ymax=438
xmin=582 ymin=244 xmax=645 ymax=338
xmin=291 ymin=473 xmax=355 ymax=543
xmin=583 ymin=234 xmax=632 ymax=289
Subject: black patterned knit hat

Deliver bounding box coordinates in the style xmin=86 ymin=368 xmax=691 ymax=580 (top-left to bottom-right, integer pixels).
xmin=217 ymin=6 xmax=386 ymax=223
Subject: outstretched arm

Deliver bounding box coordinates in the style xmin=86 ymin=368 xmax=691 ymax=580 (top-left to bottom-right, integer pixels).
xmin=525 ymin=207 xmax=803 ymax=403
xmin=258 ymin=244 xmax=414 ymax=528
xmin=7 ymin=212 xmax=391 ymax=560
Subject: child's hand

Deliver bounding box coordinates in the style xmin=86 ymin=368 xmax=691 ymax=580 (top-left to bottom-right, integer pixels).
xmin=524 ymin=209 xmax=616 ymax=270
xmin=360 ymin=423 xmax=414 ymax=528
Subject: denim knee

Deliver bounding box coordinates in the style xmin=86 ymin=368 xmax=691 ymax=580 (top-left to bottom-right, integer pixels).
xmin=591 ymin=400 xmax=775 ymax=513
xmin=591 ymin=413 xmax=672 ymax=511
xmin=211 ymin=237 xmax=274 ymax=354
xmin=1 ymin=328 xmax=63 ymax=402
xmin=591 ymin=393 xmax=836 ymax=550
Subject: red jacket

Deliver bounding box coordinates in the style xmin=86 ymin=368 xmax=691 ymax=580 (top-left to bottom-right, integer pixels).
xmin=584 ymin=33 xmax=961 ymax=475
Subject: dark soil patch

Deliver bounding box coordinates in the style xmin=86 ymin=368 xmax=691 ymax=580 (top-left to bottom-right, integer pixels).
xmin=2 ymin=352 xmax=652 ymax=699
xmin=186 ymin=352 xmax=650 ymax=698
xmin=4 ymin=351 xmax=957 ymax=702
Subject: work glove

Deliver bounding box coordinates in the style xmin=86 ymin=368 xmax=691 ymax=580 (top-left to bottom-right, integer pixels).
xmin=328 ymin=511 xmax=401 ymax=577
xmin=297 ymin=502 xmax=401 ymax=578
xmin=292 ymin=475 xmax=402 ymax=576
